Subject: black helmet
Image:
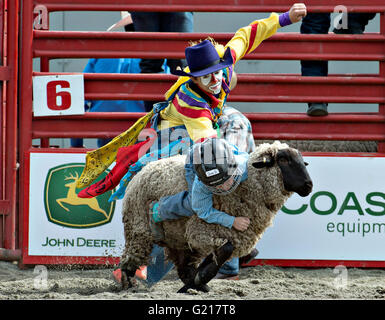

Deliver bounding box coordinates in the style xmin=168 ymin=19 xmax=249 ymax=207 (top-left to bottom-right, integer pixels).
xmin=192 ymin=138 xmax=243 ymax=195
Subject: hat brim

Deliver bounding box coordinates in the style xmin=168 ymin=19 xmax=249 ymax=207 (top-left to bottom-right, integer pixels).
xmin=172 ymin=47 xmax=234 ymax=77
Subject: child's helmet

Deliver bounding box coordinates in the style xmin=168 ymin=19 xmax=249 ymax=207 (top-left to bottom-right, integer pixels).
xmin=192 ymin=138 xmax=243 ymax=195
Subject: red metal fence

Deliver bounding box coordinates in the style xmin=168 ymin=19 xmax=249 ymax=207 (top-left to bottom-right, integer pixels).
xmin=26 ymin=2 xmax=385 ymax=149
xmin=1 ymin=0 xmax=385 ymax=262
xmin=0 ymin=0 xmax=19 ymax=261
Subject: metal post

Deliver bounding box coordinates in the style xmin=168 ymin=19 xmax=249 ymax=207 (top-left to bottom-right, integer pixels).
xmin=18 ymin=0 xmax=34 ymax=261
xmin=378 ymin=12 xmax=385 ymax=153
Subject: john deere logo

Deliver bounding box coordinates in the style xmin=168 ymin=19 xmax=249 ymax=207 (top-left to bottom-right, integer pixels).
xmin=44 ymin=163 xmax=115 ymax=228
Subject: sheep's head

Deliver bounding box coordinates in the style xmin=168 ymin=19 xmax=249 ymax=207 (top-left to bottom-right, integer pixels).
xmin=251 ymin=141 xmax=313 ymax=197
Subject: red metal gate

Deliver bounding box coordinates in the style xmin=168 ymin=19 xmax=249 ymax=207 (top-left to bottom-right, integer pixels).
xmin=1 ymin=0 xmax=385 ymax=264
xmin=0 ymin=0 xmax=20 ymax=261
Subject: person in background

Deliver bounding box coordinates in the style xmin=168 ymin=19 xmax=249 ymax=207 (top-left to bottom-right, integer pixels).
xmin=301 ymin=12 xmax=376 ymax=116
xmin=130 ymin=12 xmax=194 ymax=111
xmin=70 ymin=57 xmax=145 ymax=148
xmin=71 ymin=13 xmax=169 ymax=148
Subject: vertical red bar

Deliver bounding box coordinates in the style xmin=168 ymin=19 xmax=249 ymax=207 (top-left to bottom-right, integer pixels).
xmin=18 ymin=0 xmax=34 ymax=258
xmin=3 ymin=0 xmax=19 ymax=253
xmin=378 ymin=12 xmax=385 ymax=153
xmin=0 ymin=0 xmax=4 ymax=248
xmin=39 ymin=13 xmax=50 ymax=148
xmin=40 ymin=57 xmax=50 ymax=147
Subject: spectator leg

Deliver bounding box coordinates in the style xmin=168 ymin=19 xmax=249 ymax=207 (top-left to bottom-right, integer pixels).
xmin=300 ymin=13 xmax=331 ymax=116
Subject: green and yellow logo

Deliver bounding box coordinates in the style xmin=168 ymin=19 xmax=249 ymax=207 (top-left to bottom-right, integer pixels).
xmin=44 ymin=163 xmax=115 ymax=228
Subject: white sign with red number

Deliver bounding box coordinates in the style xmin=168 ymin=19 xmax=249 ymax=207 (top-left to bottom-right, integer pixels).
xmin=32 ymin=74 xmax=85 ymax=116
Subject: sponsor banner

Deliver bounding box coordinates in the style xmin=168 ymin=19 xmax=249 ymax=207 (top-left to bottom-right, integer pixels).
xmin=26 ymin=152 xmax=385 ymax=264
xmin=28 ymin=152 xmax=124 ymax=258
xmin=256 ymin=156 xmax=385 ymax=261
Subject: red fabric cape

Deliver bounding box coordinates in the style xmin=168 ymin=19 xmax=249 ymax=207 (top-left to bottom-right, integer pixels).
xmin=78 ymin=136 xmax=155 ymax=198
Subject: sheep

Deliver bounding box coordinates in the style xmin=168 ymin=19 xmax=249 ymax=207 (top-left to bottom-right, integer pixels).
xmin=119 ymin=140 xmax=313 ymax=292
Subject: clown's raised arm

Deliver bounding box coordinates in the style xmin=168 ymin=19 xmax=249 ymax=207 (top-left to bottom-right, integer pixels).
xmin=226 ymin=3 xmax=307 ymax=64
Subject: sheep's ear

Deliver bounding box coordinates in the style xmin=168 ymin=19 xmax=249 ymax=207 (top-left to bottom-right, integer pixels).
xmin=252 ymin=156 xmax=275 ymax=169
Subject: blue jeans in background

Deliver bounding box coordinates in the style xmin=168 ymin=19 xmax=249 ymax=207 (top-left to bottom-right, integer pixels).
xmin=300 ymin=12 xmax=376 ymax=77
xmin=131 ymin=12 xmax=194 ymax=111
xmin=300 ymin=13 xmax=331 ymax=77
xmin=131 ymin=12 xmax=194 ymax=74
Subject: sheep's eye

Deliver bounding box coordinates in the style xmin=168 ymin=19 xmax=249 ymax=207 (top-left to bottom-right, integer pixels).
xmin=278 ymin=157 xmax=289 ymax=165
xmin=304 ymin=162 xmax=309 ymax=166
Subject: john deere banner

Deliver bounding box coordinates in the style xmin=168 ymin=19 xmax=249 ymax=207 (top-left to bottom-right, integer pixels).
xmin=27 ymin=152 xmax=124 ymax=258
xmin=26 ymin=151 xmax=385 ymax=264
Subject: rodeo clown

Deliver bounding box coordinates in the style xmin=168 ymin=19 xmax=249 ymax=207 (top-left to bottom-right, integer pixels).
xmin=77 ymin=3 xmax=307 ymax=285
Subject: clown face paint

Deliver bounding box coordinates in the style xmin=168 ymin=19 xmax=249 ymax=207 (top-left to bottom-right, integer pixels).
xmin=197 ymin=69 xmax=223 ymax=94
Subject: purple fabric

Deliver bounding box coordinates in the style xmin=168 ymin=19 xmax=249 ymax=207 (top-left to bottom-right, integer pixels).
xmin=279 ymin=11 xmax=292 ymax=27
xmin=177 ymin=90 xmax=208 ymax=109
xmin=222 ymin=66 xmax=233 ymax=94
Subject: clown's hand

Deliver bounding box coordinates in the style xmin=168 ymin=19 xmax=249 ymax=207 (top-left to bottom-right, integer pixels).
xmin=289 ymin=3 xmax=307 ymax=23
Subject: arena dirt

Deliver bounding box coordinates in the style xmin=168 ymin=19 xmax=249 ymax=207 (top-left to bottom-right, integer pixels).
xmin=1 ymin=261 xmax=385 ymax=300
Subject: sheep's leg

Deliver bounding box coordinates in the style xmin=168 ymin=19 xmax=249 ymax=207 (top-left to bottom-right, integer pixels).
xmin=120 ymin=266 xmax=137 ymax=290
xmin=177 ymin=241 xmax=234 ymax=293
xmin=167 ymin=248 xmax=199 ymax=285
xmin=119 ymin=232 xmax=154 ymax=290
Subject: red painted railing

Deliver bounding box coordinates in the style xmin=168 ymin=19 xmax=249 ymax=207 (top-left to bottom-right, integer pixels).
xmin=0 ymin=0 xmax=20 ymax=261
xmin=23 ymin=2 xmax=385 ymax=148
xmin=8 ymin=0 xmax=385 ymax=262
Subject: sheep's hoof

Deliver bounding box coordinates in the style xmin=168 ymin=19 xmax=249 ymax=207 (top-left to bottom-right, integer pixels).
xmin=120 ymin=270 xmax=137 ymax=290
xmin=177 ymin=283 xmax=210 ymax=294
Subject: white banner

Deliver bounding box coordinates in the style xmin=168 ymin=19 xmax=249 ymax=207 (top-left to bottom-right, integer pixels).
xmin=256 ymin=156 xmax=385 ymax=261
xmin=28 ymin=153 xmax=385 ymax=262
xmin=28 ymin=152 xmax=124 ymax=257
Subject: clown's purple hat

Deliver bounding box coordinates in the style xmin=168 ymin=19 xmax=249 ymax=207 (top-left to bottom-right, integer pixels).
xmin=173 ymin=39 xmax=234 ymax=77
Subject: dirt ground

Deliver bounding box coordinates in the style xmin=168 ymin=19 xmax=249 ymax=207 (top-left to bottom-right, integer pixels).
xmin=1 ymin=261 xmax=385 ymax=300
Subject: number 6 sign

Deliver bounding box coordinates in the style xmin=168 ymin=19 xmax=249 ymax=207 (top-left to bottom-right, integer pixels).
xmin=33 ymin=74 xmax=85 ymax=116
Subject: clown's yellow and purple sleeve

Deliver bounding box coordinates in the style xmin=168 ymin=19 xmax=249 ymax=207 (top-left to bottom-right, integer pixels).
xmin=226 ymin=13 xmax=283 ymax=63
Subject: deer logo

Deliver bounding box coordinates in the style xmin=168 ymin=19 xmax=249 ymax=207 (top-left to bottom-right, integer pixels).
xmin=56 ymin=171 xmax=108 ymax=219
xmin=44 ymin=163 xmax=115 ymax=228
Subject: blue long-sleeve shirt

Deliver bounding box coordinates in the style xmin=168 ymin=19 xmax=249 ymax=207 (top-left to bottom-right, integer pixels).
xmin=191 ymin=146 xmax=249 ymax=229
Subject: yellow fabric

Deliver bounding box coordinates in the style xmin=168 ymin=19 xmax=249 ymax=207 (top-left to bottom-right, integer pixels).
xmin=76 ymin=111 xmax=154 ymax=188
xmin=165 ymin=74 xmax=190 ymax=101
xmin=162 ymin=84 xmax=219 ymax=141
xmin=158 ymin=102 xmax=217 ymax=141
xmin=225 ymin=13 xmax=280 ymax=63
